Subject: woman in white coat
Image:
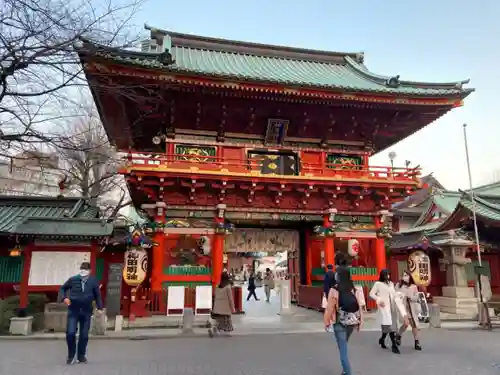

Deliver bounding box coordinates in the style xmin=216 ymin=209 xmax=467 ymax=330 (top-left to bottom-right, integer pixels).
xmin=395 ymin=270 xmax=422 ymax=350
xmin=369 ymin=269 xmax=408 ymax=354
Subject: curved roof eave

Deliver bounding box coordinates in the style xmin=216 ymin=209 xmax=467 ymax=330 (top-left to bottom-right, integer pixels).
xmin=345 ymin=56 xmax=474 ymax=94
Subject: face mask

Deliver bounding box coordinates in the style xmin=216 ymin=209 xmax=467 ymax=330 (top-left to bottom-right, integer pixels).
xmin=402 ymin=275 xmax=410 ymax=283
xmin=79 ymin=270 xmax=90 ymax=277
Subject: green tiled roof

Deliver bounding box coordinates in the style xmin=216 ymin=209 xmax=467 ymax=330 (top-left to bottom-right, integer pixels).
xmin=459 ymin=196 xmax=500 ymax=221
xmin=79 ymin=28 xmax=474 ymax=98
xmin=468 ymin=181 xmax=500 ymax=197
xmin=398 ymin=221 xmax=441 ymax=234
xmin=411 ymin=191 xmax=461 ymax=228
xmin=434 ymin=191 xmax=462 ymax=213
xmin=14 ymin=218 xmax=113 ymax=238
xmin=0 ymin=196 xmax=110 ymax=238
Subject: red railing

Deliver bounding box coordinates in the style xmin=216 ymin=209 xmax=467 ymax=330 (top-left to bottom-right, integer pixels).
xmin=123 ymin=152 xmax=420 ymax=183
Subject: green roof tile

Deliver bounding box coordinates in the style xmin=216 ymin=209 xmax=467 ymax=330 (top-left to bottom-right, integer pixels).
xmin=0 ymin=196 xmax=109 ymax=238
xmin=460 ymin=197 xmax=500 ymax=221
xmin=13 ymin=218 xmax=113 ymax=238
xmin=79 ymin=29 xmax=474 ymax=98
xmin=433 ymin=191 xmax=462 ymax=213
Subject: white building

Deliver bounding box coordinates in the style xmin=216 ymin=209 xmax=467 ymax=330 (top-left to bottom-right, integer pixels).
xmin=0 ymin=151 xmax=66 ymax=197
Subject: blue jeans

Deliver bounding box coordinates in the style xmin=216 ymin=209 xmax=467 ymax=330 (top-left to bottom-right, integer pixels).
xmin=333 ymin=323 xmax=354 ymax=375
xmin=66 ymin=311 xmax=91 ymax=360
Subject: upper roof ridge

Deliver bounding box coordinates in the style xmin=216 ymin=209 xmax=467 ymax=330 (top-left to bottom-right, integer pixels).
xmin=145 ymin=24 xmax=364 ymax=64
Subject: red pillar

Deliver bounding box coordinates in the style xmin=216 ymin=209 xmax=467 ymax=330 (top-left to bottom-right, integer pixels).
xmin=19 ymin=245 xmax=33 ymax=309
xmin=212 ymin=205 xmax=227 ymax=288
xmin=152 ymin=203 xmax=166 ymax=292
xmin=305 ymin=230 xmax=312 ymax=285
xmin=212 ymin=225 xmax=224 ymax=288
xmin=323 ymin=214 xmax=335 ymax=270
xmin=374 ymin=215 xmax=387 ymax=274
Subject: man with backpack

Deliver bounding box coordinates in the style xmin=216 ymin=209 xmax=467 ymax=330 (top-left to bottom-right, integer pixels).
xmin=323 ymin=266 xmax=363 ymax=375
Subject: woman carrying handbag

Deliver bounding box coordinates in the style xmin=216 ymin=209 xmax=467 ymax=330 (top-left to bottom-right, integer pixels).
xmin=209 ymin=272 xmax=235 ymax=337
xmin=323 ymin=267 xmax=364 ymax=375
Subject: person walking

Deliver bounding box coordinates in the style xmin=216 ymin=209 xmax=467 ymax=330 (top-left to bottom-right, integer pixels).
xmin=395 ymin=270 xmax=422 ymax=350
xmin=209 ymin=272 xmax=235 ymax=337
xmin=247 ymin=271 xmax=259 ymax=301
xmin=323 ymin=267 xmax=363 ymax=375
xmin=263 ymin=268 xmax=275 ymax=302
xmin=369 ymin=269 xmax=408 ymax=354
xmin=59 ymin=262 xmax=103 ymax=365
xmin=322 ymin=264 xmax=336 ymax=308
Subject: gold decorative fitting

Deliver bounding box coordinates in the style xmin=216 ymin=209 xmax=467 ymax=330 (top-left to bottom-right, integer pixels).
xmin=9 ymin=246 xmax=22 ymax=257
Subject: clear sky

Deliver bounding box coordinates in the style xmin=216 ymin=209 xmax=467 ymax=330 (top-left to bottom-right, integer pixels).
xmin=135 ymin=0 xmax=499 ymax=190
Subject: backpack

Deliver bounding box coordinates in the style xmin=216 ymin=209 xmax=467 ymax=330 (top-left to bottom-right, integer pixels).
xmin=336 ymin=287 xmax=361 ymax=326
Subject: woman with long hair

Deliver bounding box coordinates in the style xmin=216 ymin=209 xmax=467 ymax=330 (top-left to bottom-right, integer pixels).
xmin=369 ymin=269 xmax=408 ymax=354
xmin=395 ymin=270 xmax=422 ymax=350
xmin=209 ymin=272 xmax=235 ymax=337
xmin=323 ymin=267 xmax=363 ymax=375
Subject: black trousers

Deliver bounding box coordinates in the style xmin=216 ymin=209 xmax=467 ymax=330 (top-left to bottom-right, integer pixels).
xmin=247 ymin=289 xmax=258 ymax=300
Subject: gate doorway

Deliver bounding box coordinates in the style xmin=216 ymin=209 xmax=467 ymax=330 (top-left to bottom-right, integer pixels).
xmin=225 ymin=228 xmax=300 ymax=318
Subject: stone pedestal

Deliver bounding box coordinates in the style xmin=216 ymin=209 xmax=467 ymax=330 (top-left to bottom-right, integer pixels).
xmin=433 ymin=235 xmax=478 ymax=318
xmin=9 ymin=316 xmax=33 ymax=336
xmin=91 ymin=310 xmax=107 ymax=335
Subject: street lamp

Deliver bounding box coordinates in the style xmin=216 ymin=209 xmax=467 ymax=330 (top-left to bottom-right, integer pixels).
xmin=388 ymin=151 xmax=397 ymax=170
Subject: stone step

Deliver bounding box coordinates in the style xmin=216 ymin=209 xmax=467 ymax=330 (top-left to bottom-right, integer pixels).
xmin=433 ymin=296 xmax=478 ymax=309
xmin=439 ymin=306 xmax=478 ymax=318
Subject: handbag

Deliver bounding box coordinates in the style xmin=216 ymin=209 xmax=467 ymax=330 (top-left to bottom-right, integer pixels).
xmin=337 ymin=309 xmax=361 ymax=326
xmin=336 ymin=289 xmax=361 ymax=326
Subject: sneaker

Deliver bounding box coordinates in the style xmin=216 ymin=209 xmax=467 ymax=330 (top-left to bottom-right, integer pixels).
xmin=66 ymin=358 xmax=75 ymax=365
xmin=77 ymin=356 xmax=88 ymax=364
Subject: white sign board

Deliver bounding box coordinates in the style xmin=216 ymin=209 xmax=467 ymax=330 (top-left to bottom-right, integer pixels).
xmin=279 ymin=280 xmax=292 ymax=315
xmin=28 ymin=251 xmax=90 ymax=286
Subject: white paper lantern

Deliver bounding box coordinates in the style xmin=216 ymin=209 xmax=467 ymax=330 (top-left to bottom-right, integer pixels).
xmin=347 ymin=239 xmax=360 ymax=257
xmin=201 ymin=235 xmax=211 ymax=255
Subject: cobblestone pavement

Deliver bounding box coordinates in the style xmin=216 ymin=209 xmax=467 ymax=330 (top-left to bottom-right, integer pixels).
xmin=1 ymin=329 xmax=499 ymax=375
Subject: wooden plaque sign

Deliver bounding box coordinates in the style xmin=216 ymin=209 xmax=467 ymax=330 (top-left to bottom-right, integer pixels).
xmin=106 ymin=263 xmax=124 ymax=317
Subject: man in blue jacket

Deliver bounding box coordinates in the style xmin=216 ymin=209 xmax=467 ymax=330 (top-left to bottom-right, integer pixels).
xmin=60 ymin=261 xmax=103 ymax=365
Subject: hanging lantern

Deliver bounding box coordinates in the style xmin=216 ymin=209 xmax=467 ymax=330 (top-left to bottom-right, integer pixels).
xmin=9 ymin=245 xmax=22 ymax=257
xmin=347 ymin=239 xmax=360 ymax=257
xmin=200 ymin=236 xmax=211 ymax=255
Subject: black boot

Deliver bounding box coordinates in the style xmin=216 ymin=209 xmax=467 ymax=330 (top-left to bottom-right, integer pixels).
xmin=395 ymin=333 xmax=402 ymax=346
xmin=414 ymin=340 xmax=422 ymax=351
xmin=379 ymin=333 xmax=387 ymax=349
xmin=389 ymin=332 xmax=400 ymax=354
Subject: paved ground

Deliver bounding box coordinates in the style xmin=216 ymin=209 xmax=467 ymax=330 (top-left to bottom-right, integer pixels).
xmin=1 ymin=329 xmax=499 ymax=375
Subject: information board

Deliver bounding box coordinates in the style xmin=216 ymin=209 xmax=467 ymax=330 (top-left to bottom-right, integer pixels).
xmin=28 ymin=251 xmax=90 ymax=286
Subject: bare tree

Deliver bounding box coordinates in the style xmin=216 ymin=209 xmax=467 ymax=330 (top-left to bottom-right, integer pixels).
xmin=52 ymin=104 xmax=130 ymax=212
xmin=0 ymin=0 xmax=143 ymax=152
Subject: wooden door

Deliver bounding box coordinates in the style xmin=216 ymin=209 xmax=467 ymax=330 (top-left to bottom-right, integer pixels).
xmin=288 ymin=249 xmax=299 ymax=303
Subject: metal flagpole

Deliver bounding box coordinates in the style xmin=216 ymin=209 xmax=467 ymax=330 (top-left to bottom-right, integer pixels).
xmin=463 ymin=123 xmax=490 ymax=329
xmin=462 ymin=123 xmax=482 ymax=266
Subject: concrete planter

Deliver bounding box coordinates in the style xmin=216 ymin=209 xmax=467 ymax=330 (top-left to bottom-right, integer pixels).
xmin=10 ymin=316 xmax=34 ymax=336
